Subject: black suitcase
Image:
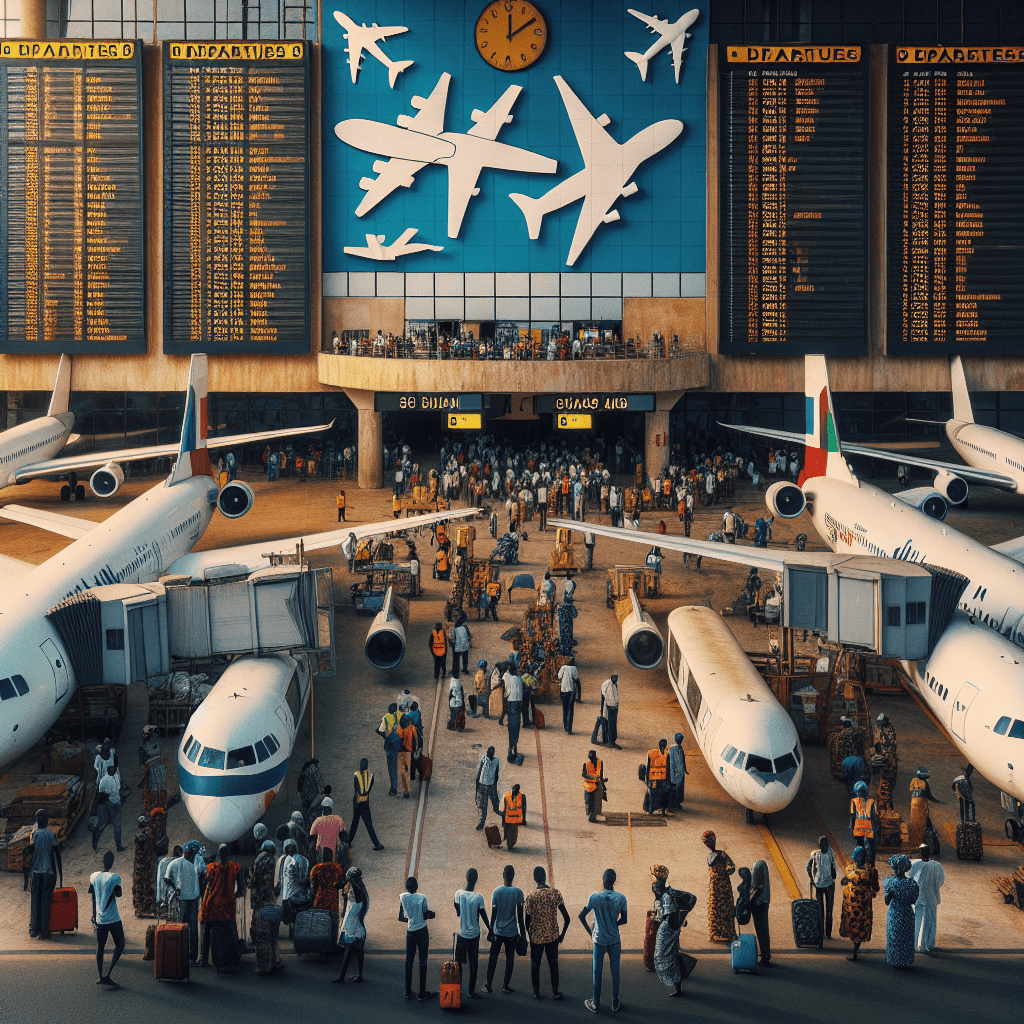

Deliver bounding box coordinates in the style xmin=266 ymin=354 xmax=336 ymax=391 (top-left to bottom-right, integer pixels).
xmin=293 ymin=908 xmax=335 ymax=955
xmin=591 ymin=716 xmax=608 ymax=745
xmin=791 ymin=884 xmax=822 ymax=948
xmin=956 ymin=821 xmax=983 ymax=861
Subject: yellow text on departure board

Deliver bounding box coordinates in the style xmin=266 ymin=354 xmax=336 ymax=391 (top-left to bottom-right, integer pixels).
xmin=0 ymin=40 xmax=135 ymax=60
xmin=726 ymin=46 xmax=861 ymax=63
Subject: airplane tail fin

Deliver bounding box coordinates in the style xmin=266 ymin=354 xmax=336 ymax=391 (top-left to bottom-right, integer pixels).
xmin=167 ymin=353 xmax=213 ymax=487
xmin=950 ymin=355 xmax=975 ymax=423
xmin=509 ymin=193 xmax=544 ymax=240
xmin=388 ymin=59 xmax=413 ymax=89
xmin=624 ymin=51 xmax=649 ymax=80
xmin=800 ymin=355 xmax=856 ymax=485
xmin=46 ymin=354 xmax=72 ymax=418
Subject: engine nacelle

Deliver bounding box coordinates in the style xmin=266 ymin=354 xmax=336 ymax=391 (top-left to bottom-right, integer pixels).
xmin=89 ymin=461 xmax=124 ymax=497
xmin=365 ymin=587 xmax=409 ymax=670
xmin=765 ymin=480 xmax=806 ymax=519
xmin=620 ymin=590 xmax=665 ymax=670
xmin=897 ymin=486 xmax=948 ymax=521
xmin=217 ymin=480 xmax=255 ymax=518
xmin=932 ymin=470 xmax=968 ymax=506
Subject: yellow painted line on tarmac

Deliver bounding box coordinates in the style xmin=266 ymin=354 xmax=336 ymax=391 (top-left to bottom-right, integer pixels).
xmin=757 ymin=820 xmax=803 ymax=899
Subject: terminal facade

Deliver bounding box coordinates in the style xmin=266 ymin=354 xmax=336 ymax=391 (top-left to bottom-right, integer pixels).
xmin=1 ymin=0 xmax=1022 ymax=489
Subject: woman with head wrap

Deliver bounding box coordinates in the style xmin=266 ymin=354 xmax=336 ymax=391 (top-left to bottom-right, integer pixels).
xmin=198 ymin=844 xmax=243 ymax=969
xmin=249 ymin=840 xmax=282 ymax=975
xmin=884 ymin=855 xmax=919 ymax=968
xmin=649 ymin=865 xmax=697 ymax=996
xmin=839 ymin=845 xmax=880 ymax=961
xmin=701 ymin=831 xmax=737 ymax=943
xmin=907 ymin=766 xmax=938 ymax=849
xmin=331 ymin=867 xmax=369 ymax=984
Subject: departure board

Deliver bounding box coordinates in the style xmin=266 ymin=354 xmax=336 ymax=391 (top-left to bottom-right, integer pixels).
xmin=163 ymin=42 xmax=310 ymax=355
xmin=887 ymin=47 xmax=1024 ymax=355
xmin=718 ymin=45 xmax=869 ymax=355
xmin=0 ymin=40 xmax=145 ymax=354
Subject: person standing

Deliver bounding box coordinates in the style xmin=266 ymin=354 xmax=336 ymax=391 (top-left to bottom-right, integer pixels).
xmin=198 ymin=844 xmax=243 ymax=968
xmin=474 ymin=746 xmax=501 ymax=831
xmin=448 ymin=673 xmax=465 ymax=731
xmin=701 ymin=831 xmax=736 ymax=943
xmin=310 ymin=847 xmax=346 ymax=945
xmin=89 ymin=850 xmax=125 ymax=986
xmin=349 ymin=758 xmax=385 ymax=851
xmin=280 ymin=839 xmax=309 ymax=937
xmin=750 ymin=858 xmax=771 ymax=966
xmin=558 ymin=657 xmax=579 ymax=734
xmin=839 ymin=845 xmax=879 ymax=962
xmin=579 ymin=868 xmax=628 ymax=1014
xmin=525 ymin=865 xmax=569 ymax=1000
xmin=600 ymin=674 xmax=621 ymax=749
xmin=504 ymin=665 xmax=524 ymax=762
xmin=332 ymin=867 xmax=370 ymax=984
xmin=806 ymin=836 xmax=838 ymax=941
xmin=909 ymin=844 xmax=945 ymax=954
xmin=646 ymin=739 xmax=672 ymax=816
xmin=376 ymin=704 xmax=400 ymax=796
xmin=884 ymin=855 xmax=920 ymax=969
xmin=849 ymin=781 xmax=879 ymax=864
xmin=667 ymin=733 xmax=688 ymax=810
xmin=399 ymin=876 xmax=435 ymax=1001
xmin=429 ymin=622 xmax=448 ymax=682
xmin=454 ymin=868 xmax=490 ymax=998
xmin=537 ymin=482 xmax=548 ymax=532
xmin=453 ymin=615 xmax=471 ymax=676
xmin=485 ymin=864 xmax=526 ymax=993
xmin=396 ymin=714 xmax=417 ymax=797
xmin=952 ymin=764 xmax=976 ymax=823
xmin=93 ymin=738 xmax=117 ymax=791
xmin=28 ymin=809 xmax=61 ymax=939
xmin=336 ymin=488 xmax=346 ymax=522
xmin=475 ymin=660 xmax=490 ymax=718
xmin=164 ymin=842 xmax=202 ymax=964
xmin=309 ymin=797 xmax=346 ymax=859
xmin=582 ymin=751 xmax=606 ymax=823
xmin=92 ymin=764 xmax=126 ymax=852
xmin=500 ymin=784 xmax=526 ymax=851
xmin=248 ymin=840 xmax=282 ymax=975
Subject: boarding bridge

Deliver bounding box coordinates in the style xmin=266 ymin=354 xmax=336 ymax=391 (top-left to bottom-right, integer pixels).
xmin=45 ymin=565 xmax=335 ymax=687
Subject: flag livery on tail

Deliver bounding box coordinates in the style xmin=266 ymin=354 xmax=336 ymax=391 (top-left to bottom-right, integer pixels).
xmin=799 ymin=355 xmax=854 ymax=486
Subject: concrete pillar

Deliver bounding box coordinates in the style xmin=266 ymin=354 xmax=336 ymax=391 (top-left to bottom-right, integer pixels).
xmin=645 ymin=410 xmax=670 ymax=488
xmin=20 ymin=0 xmax=47 ymax=37
xmin=343 ymin=388 xmax=383 ymax=490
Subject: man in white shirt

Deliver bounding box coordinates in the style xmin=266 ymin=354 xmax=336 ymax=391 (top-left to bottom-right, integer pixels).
xmin=909 ymin=844 xmax=945 ymax=953
xmin=504 ymin=667 xmax=524 ymax=762
xmin=164 ymin=843 xmax=202 ymax=963
xmin=558 ymin=657 xmax=580 ymax=735
xmin=454 ymin=868 xmax=490 ymax=998
xmin=537 ymin=483 xmax=549 ymax=532
xmin=89 ymin=850 xmax=125 ymax=985
xmin=475 ymin=746 xmax=502 ymax=830
xmin=448 ymin=674 xmax=465 ymax=730
xmin=805 ymin=836 xmax=837 ymax=939
xmin=600 ymin=675 xmax=621 ymax=749
xmin=92 ymin=765 xmax=125 ymax=852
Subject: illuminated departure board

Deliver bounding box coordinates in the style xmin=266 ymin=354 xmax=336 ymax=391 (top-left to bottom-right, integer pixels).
xmin=718 ymin=45 xmax=869 ymax=355
xmin=0 ymin=40 xmax=144 ymax=354
xmin=887 ymin=47 xmax=1024 ymax=355
xmin=163 ymin=42 xmax=310 ymax=355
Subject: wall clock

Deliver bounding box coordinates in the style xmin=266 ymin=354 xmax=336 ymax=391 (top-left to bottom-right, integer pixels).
xmin=474 ymin=1 xmax=548 ymax=72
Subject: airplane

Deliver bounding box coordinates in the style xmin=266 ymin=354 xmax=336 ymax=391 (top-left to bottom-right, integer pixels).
xmin=336 ymin=73 xmax=557 ymax=238
xmin=508 ymin=76 xmax=684 ymax=266
xmin=344 ymin=228 xmax=444 ymax=261
xmin=333 ymin=10 xmax=413 ymax=89
xmin=624 ymin=7 xmax=701 ymax=83
xmin=0 ymin=353 xmax=330 ymax=502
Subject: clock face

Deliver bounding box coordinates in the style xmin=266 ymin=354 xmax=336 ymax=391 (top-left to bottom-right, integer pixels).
xmin=475 ymin=1 xmax=548 ymax=72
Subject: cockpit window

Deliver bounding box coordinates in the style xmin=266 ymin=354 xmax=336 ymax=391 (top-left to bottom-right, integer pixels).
xmin=994 ymin=716 xmax=1011 ymax=736
xmin=198 ymin=746 xmax=225 ymax=770
xmin=1010 ymin=720 xmax=1024 ymax=740
xmin=254 ymin=739 xmax=270 ymax=763
xmin=0 ymin=678 xmax=16 ymax=700
xmin=746 ymin=754 xmax=773 ymax=775
xmin=184 ymin=737 xmax=201 ymax=763
xmin=263 ymin=734 xmax=280 ymax=754
xmin=734 ymin=750 xmax=746 ymax=768
xmin=792 ymin=743 xmax=802 ymax=765
xmin=227 ymin=746 xmax=256 ymax=770
xmin=721 ymin=745 xmax=738 ymax=764
xmin=774 ymin=752 xmax=798 ymax=774
xmin=11 ymin=675 xmax=28 ymax=695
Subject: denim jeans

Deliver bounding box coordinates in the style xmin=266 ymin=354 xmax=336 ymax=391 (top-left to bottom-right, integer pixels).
xmin=506 ymin=701 xmax=522 ymax=756
xmin=592 ymin=940 xmax=621 ymax=1006
xmin=30 ymin=871 xmax=56 ymax=936
xmin=405 ymin=926 xmax=429 ymax=996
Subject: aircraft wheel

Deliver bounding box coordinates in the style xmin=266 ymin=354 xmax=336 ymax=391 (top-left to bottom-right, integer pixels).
xmin=1005 ymin=818 xmax=1020 ymax=842
xmin=75 ymin=485 xmax=86 ymax=501
xmin=60 ymin=485 xmax=71 ymax=502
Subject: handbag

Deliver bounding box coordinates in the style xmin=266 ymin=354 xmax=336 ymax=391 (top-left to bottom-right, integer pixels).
xmin=516 ymin=933 xmax=528 ymax=957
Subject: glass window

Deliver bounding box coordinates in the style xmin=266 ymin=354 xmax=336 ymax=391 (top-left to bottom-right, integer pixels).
xmin=722 ymin=745 xmax=738 ymax=764
xmin=906 ymin=601 xmax=926 ymax=625
xmin=686 ymin=670 xmax=702 ymax=719
xmin=198 ymin=746 xmax=225 ymax=769
xmin=264 ymin=734 xmax=280 ymax=754
xmin=106 ymin=629 xmax=125 ymax=650
xmin=774 ymin=752 xmax=798 ymax=773
xmin=1009 ymin=720 xmax=1024 ymax=740
xmin=254 ymin=739 xmax=270 ymax=763
xmin=12 ymin=675 xmax=29 ymax=695
xmin=994 ymin=716 xmax=1011 ymax=736
xmin=733 ymin=750 xmax=746 ymax=768
xmin=887 ymin=606 xmax=901 ymax=627
xmin=0 ymin=677 xmax=16 ymax=700
xmin=227 ymin=745 xmax=256 ymax=769
xmin=746 ymin=753 xmax=773 ymax=774
xmin=185 ymin=737 xmax=201 ymax=762
xmin=792 ymin=742 xmax=802 ymax=764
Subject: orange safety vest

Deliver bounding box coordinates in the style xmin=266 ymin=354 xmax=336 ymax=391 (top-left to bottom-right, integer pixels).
xmin=561 ymin=478 xmax=569 ymax=494
xmin=583 ymin=759 xmax=603 ymax=793
xmin=397 ymin=723 xmax=417 ymax=751
xmin=851 ymin=796 xmax=875 ymax=836
xmin=647 ymin=749 xmax=668 ymax=782
xmin=431 ymin=628 xmax=447 ymax=656
xmin=336 ymin=492 xmax=346 ymax=508
xmin=436 ymin=548 xmax=449 ymax=572
xmin=354 ymin=769 xmax=372 ymax=803
xmin=502 ymin=791 xmax=524 ymax=824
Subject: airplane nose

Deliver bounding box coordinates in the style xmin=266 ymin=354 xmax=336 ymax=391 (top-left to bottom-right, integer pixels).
xmin=197 ymin=799 xmax=248 ymax=845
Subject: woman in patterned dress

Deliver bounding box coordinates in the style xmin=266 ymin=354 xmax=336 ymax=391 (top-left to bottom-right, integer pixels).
xmin=248 ymin=840 xmax=281 ymax=976
xmin=198 ymin=844 xmax=243 ymax=968
xmin=839 ymin=845 xmax=879 ymax=961
xmin=701 ymin=831 xmax=737 ymax=943
xmin=907 ymin=766 xmax=935 ymax=849
xmin=650 ymin=866 xmax=697 ymax=996
xmin=332 ymin=867 xmax=370 ymax=984
xmin=884 ymin=854 xmax=920 ymax=969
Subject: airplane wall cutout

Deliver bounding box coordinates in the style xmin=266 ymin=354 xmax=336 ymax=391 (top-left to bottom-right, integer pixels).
xmin=625 ymin=8 xmax=701 ymax=83
xmin=344 ymin=228 xmax=444 ymax=261
xmin=334 ymin=10 xmax=413 ymax=88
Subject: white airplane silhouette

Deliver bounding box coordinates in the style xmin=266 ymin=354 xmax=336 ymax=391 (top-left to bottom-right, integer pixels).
xmin=344 ymin=228 xmax=444 ymax=261
xmin=336 ymin=73 xmax=557 ymax=238
xmin=624 ymin=8 xmax=701 ymax=83
xmin=333 ymin=10 xmax=413 ymax=88
xmin=508 ymin=76 xmax=683 ymax=267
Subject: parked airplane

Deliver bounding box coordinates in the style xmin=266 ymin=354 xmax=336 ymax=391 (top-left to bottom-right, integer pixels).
xmin=344 ymin=228 xmax=444 ymax=261
xmin=624 ymin=7 xmax=701 ymax=83
xmin=336 ymin=73 xmax=557 ymax=237
xmin=509 ymin=76 xmax=683 ymax=266
xmin=333 ymin=10 xmax=413 ymax=88
xmin=0 ymin=354 xmax=329 ymax=501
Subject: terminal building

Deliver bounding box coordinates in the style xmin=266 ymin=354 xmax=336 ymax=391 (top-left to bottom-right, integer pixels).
xmin=1 ymin=0 xmax=1022 ymax=489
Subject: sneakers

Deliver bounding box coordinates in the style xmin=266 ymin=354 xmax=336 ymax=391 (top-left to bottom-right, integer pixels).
xmin=483 ymin=984 xmax=493 ymax=994
xmin=612 ymin=998 xmax=622 ymax=1012
xmin=417 ymin=991 xmax=435 ymax=1001
xmin=372 ymin=844 xmax=385 ymax=851
xmin=585 ymin=999 xmax=598 ymax=1013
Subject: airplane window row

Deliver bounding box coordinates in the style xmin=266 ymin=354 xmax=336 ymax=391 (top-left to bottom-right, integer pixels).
xmin=925 ymin=675 xmax=948 ymax=700
xmin=0 ymin=675 xmax=29 ymax=700
xmin=993 ymin=717 xmax=1024 ymax=739
xmin=183 ymin=732 xmax=281 ymax=770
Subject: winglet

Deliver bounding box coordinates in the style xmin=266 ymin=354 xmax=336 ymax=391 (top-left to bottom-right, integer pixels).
xmin=509 ymin=193 xmax=544 ymax=239
xmin=624 ymin=52 xmax=649 ymax=80
xmin=388 ymin=59 xmax=414 ymax=89
xmin=950 ymin=355 xmax=975 ymax=424
xmin=46 ymin=353 xmax=72 ymax=417
xmin=800 ymin=355 xmax=855 ymax=485
xmin=167 ymin=354 xmax=213 ymax=486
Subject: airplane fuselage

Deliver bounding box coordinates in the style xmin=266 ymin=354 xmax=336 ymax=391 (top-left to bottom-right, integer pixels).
xmin=947 ymin=419 xmax=1024 ymax=494
xmin=0 ymin=413 xmax=74 ymax=487
xmin=804 ymin=475 xmax=1024 ymax=645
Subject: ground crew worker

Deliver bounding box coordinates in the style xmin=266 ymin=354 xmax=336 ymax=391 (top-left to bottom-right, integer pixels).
xmin=393 ymin=492 xmax=402 ymax=519
xmin=485 ymin=578 xmax=502 ymax=621
xmin=500 ymin=784 xmax=526 ymax=851
xmin=376 ymin=704 xmax=400 ymax=796
xmin=582 ymin=751 xmax=605 ymax=823
xmin=849 ymin=781 xmax=879 ymax=864
xmin=336 ymin=488 xmax=346 ymax=522
xmin=723 ymin=507 xmax=737 ymax=544
xmin=646 ymin=739 xmax=672 ymax=816
xmin=396 ymin=715 xmax=417 ymax=799
xmin=435 ymin=545 xmax=450 ymax=581
xmin=429 ymin=622 xmax=448 ymax=682
xmin=349 ymin=758 xmax=384 ymax=851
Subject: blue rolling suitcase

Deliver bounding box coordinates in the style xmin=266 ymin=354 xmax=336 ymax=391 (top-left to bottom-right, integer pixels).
xmin=730 ymin=932 xmax=757 ymax=973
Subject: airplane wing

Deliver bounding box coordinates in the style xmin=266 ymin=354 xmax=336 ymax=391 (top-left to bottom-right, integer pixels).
xmin=554 ymin=76 xmax=617 ymax=156
xmin=467 ymin=85 xmax=522 ymax=140
xmin=0 ymin=504 xmax=98 ymax=539
xmin=370 ymin=25 xmax=408 ymax=40
xmin=167 ymin=507 xmax=484 ymax=581
xmin=670 ymin=35 xmax=687 ymax=81
xmin=628 ymin=9 xmax=671 ymax=32
xmin=0 ymin=553 xmax=36 ymax=591
xmin=13 ymin=421 xmax=334 ymax=483
xmin=991 ymin=536 xmax=1024 ymax=564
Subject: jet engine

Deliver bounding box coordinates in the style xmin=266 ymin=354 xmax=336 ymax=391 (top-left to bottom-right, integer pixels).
xmin=365 ymin=586 xmax=409 ymax=671
xmin=620 ymin=589 xmax=665 ymax=670
xmin=932 ymin=469 xmax=968 ymax=506
xmin=765 ymin=480 xmax=806 ymax=519
xmin=217 ymin=480 xmax=255 ymax=518
xmin=897 ymin=487 xmax=948 ymax=521
xmin=89 ymin=461 xmax=124 ymax=497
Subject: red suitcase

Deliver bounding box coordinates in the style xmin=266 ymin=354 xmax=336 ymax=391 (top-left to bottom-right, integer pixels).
xmin=50 ymin=887 xmax=78 ymax=934
xmin=154 ymin=922 xmax=190 ymax=982
xmin=440 ymin=934 xmax=462 ymax=1010
xmin=643 ymin=909 xmax=658 ymax=972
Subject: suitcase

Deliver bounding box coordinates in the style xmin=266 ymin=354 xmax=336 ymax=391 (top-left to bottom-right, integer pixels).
xmin=293 ymin=908 xmax=334 ymax=955
xmin=154 ymin=922 xmax=189 ymax=981
xmin=591 ymin=716 xmax=608 ymax=745
xmin=484 ymin=824 xmax=502 ymax=849
xmin=418 ymin=754 xmax=433 ymax=781
xmin=534 ymin=709 xmax=545 ymax=729
xmin=210 ymin=920 xmax=241 ymax=972
xmin=791 ymin=885 xmax=822 ymax=948
xmin=440 ymin=934 xmax=462 ymax=1010
xmin=956 ymin=821 xmax=983 ymax=861
xmin=144 ymin=924 xmax=157 ymax=961
xmin=730 ymin=932 xmax=757 ymax=973
xmin=643 ymin=909 xmax=658 ymax=972
xmin=49 ymin=887 xmax=78 ymax=933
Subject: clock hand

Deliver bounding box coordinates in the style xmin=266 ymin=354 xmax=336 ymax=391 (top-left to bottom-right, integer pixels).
xmin=507 ymin=13 xmax=513 ymax=40
xmin=509 ymin=16 xmax=537 ymax=39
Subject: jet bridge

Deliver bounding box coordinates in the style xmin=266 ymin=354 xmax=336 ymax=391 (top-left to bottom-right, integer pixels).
xmin=46 ymin=565 xmax=335 ymax=688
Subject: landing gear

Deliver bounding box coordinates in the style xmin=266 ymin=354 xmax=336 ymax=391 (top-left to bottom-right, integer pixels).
xmin=75 ymin=484 xmax=85 ymax=501
xmin=64 ymin=473 xmax=85 ymax=501
xmin=1006 ymin=818 xmax=1020 ymax=842
xmin=60 ymin=485 xmax=71 ymax=502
